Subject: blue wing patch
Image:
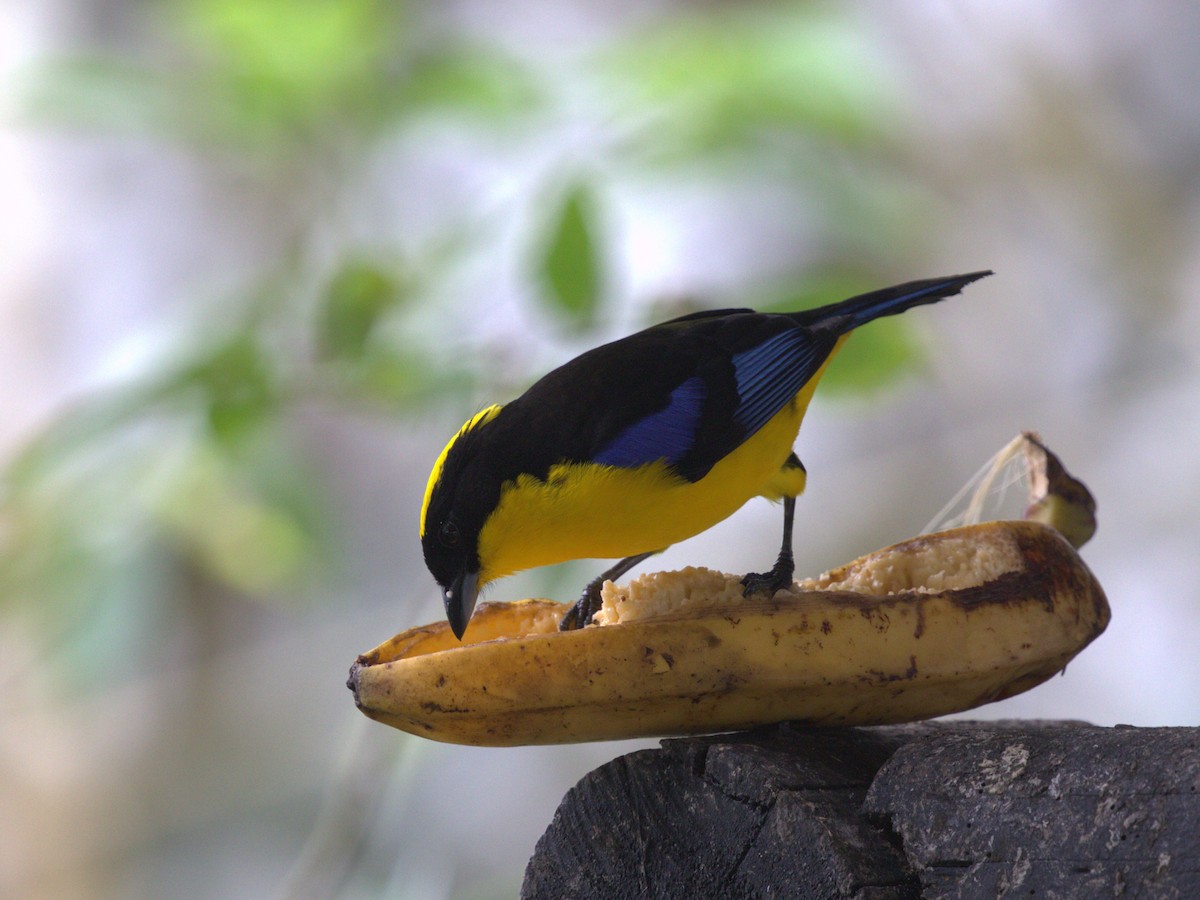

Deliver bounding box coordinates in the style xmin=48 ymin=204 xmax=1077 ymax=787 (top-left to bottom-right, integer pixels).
xmin=594 ymin=376 xmax=706 ymax=468
xmin=730 ymin=329 xmax=824 ymax=438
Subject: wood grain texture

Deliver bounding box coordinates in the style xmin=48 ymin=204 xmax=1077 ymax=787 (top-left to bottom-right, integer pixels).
xmin=523 ymin=722 xmax=1200 ymax=899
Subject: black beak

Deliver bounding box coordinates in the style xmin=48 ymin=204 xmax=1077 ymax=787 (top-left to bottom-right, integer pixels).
xmin=443 ymin=571 xmax=480 ymax=640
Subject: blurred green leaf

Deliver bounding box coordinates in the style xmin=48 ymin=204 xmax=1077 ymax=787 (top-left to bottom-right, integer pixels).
xmin=396 ymin=48 xmax=542 ymax=119
xmin=347 ymin=350 xmax=473 ymax=409
xmin=18 ymin=57 xmax=175 ymax=136
xmin=537 ymin=182 xmax=604 ymax=330
xmin=179 ymin=0 xmax=391 ymax=90
xmin=755 ymin=270 xmax=878 ymax=316
xmin=318 ymin=260 xmax=409 ymax=362
xmin=25 ymin=28 xmax=539 ymax=159
xmin=822 ymin=318 xmax=920 ymax=394
xmin=602 ymin=10 xmax=889 ymax=163
xmin=1 ymin=404 xmax=327 ymax=627
xmin=154 ymin=439 xmax=315 ymax=595
xmin=183 ymin=333 xmax=277 ymax=445
xmin=25 ymin=0 xmax=397 ymax=150
xmin=173 ymin=0 xmax=398 ymax=140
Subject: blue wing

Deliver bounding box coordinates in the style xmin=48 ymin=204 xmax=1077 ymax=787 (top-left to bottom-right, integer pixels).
xmin=729 ymin=328 xmax=826 ymax=439
xmin=593 ymin=375 xmax=706 ymax=468
xmin=590 ymin=326 xmax=827 ymax=474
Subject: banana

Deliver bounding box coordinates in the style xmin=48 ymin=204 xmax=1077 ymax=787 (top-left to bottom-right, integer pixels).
xmin=349 ymin=515 xmax=1109 ymax=746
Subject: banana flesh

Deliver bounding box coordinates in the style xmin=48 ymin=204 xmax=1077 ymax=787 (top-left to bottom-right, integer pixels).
xmin=349 ymin=519 xmax=1109 ymax=746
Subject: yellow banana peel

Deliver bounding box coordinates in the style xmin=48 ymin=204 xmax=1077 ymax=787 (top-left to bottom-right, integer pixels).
xmin=351 ymin=434 xmax=1107 ymax=746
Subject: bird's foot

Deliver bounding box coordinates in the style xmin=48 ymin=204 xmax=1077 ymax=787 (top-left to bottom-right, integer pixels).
xmin=741 ymin=554 xmax=795 ymax=598
xmin=560 ymin=579 xmax=604 ymax=631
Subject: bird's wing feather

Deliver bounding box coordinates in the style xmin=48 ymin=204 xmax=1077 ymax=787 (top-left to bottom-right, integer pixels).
xmin=657 ymin=306 xmax=754 ymax=326
xmin=592 ymin=375 xmax=706 ymax=468
xmin=587 ymin=319 xmax=834 ymax=481
xmin=727 ymin=329 xmax=825 ymax=438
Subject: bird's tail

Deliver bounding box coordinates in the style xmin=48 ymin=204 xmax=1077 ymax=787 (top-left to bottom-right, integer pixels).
xmin=791 ymin=271 xmax=992 ymax=333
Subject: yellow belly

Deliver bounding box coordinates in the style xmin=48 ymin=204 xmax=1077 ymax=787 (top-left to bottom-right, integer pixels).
xmin=476 ymin=346 xmax=840 ymax=586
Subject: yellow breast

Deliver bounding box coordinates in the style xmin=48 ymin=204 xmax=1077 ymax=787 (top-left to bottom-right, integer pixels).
xmin=476 ymin=345 xmax=840 ymax=585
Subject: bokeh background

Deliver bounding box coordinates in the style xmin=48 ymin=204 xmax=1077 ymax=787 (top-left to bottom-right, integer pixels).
xmin=3 ymin=1 xmax=1198 ymax=896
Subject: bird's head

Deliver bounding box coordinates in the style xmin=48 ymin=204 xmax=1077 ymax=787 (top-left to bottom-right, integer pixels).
xmin=420 ymin=405 xmax=505 ymax=639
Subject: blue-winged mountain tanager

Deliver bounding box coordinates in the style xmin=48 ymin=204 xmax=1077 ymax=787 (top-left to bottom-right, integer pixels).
xmin=421 ymin=271 xmax=991 ymax=638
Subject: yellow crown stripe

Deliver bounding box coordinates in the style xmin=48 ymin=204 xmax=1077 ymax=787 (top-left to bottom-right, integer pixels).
xmin=420 ymin=405 xmax=503 ymax=537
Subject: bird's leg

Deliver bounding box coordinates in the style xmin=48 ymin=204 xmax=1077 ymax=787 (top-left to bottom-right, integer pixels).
xmin=741 ymin=495 xmax=795 ymax=596
xmin=741 ymin=453 xmax=802 ymax=597
xmin=560 ymin=550 xmax=660 ymax=631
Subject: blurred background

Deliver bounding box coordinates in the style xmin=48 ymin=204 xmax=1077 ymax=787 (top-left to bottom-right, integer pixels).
xmin=2 ymin=0 xmax=1198 ymax=896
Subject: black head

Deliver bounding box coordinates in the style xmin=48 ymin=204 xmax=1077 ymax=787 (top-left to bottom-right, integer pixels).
xmin=420 ymin=405 xmax=505 ymax=638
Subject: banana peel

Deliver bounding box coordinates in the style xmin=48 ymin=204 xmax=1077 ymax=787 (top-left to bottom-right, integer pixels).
xmin=349 ymin=435 xmax=1109 ymax=746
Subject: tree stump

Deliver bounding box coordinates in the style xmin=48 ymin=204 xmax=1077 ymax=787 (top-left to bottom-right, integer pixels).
xmin=522 ymin=722 xmax=1200 ymax=898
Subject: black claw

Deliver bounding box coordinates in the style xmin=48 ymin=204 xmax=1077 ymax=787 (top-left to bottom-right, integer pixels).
xmin=560 ymin=580 xmax=603 ymax=631
xmin=741 ymin=554 xmax=795 ymax=598
xmin=560 ymin=550 xmax=660 ymax=632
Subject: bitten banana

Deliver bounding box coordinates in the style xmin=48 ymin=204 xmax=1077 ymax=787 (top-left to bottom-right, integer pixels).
xmin=349 ymin=517 xmax=1109 ymax=747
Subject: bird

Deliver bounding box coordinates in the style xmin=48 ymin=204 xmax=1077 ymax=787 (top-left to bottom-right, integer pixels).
xmin=421 ymin=271 xmax=991 ymax=639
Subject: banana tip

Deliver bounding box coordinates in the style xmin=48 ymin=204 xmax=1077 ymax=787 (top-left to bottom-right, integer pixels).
xmin=346 ymin=658 xmax=366 ymax=706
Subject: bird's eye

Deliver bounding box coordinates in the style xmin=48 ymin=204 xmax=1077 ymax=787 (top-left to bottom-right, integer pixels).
xmin=439 ymin=521 xmax=460 ymax=548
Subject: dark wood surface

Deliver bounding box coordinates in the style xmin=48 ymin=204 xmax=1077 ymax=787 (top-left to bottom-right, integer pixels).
xmin=523 ymin=722 xmax=1200 ymax=899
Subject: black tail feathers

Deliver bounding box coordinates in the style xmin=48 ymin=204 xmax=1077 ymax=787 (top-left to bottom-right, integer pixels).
xmin=792 ymin=271 xmax=992 ymax=333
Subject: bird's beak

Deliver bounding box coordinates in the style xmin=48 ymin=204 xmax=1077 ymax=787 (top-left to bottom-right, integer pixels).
xmin=444 ymin=571 xmax=480 ymax=640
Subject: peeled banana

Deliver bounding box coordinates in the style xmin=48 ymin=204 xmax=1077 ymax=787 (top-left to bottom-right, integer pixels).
xmin=349 ymin=514 xmax=1109 ymax=746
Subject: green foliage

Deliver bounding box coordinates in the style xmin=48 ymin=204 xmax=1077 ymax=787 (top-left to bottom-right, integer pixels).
xmin=601 ymin=9 xmax=889 ymax=163
xmin=152 ymin=436 xmax=320 ymax=596
xmin=394 ymin=48 xmax=543 ymax=119
xmin=18 ymin=57 xmax=174 ymax=136
xmin=0 ymin=333 xmax=323 ymax=629
xmin=537 ymin=182 xmax=604 ymax=330
xmin=184 ymin=333 xmax=279 ymax=445
xmin=823 ymin=318 xmax=920 ymax=394
xmin=317 ymin=260 xmax=410 ymax=362
xmin=341 ymin=347 xmax=472 ymax=409
xmin=6 ymin=0 xmax=553 ymax=628
xmin=25 ymin=0 xmax=540 ymax=160
xmin=5 ymin=0 xmax=940 ymax=653
xmin=174 ymin=0 xmax=397 ymax=134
